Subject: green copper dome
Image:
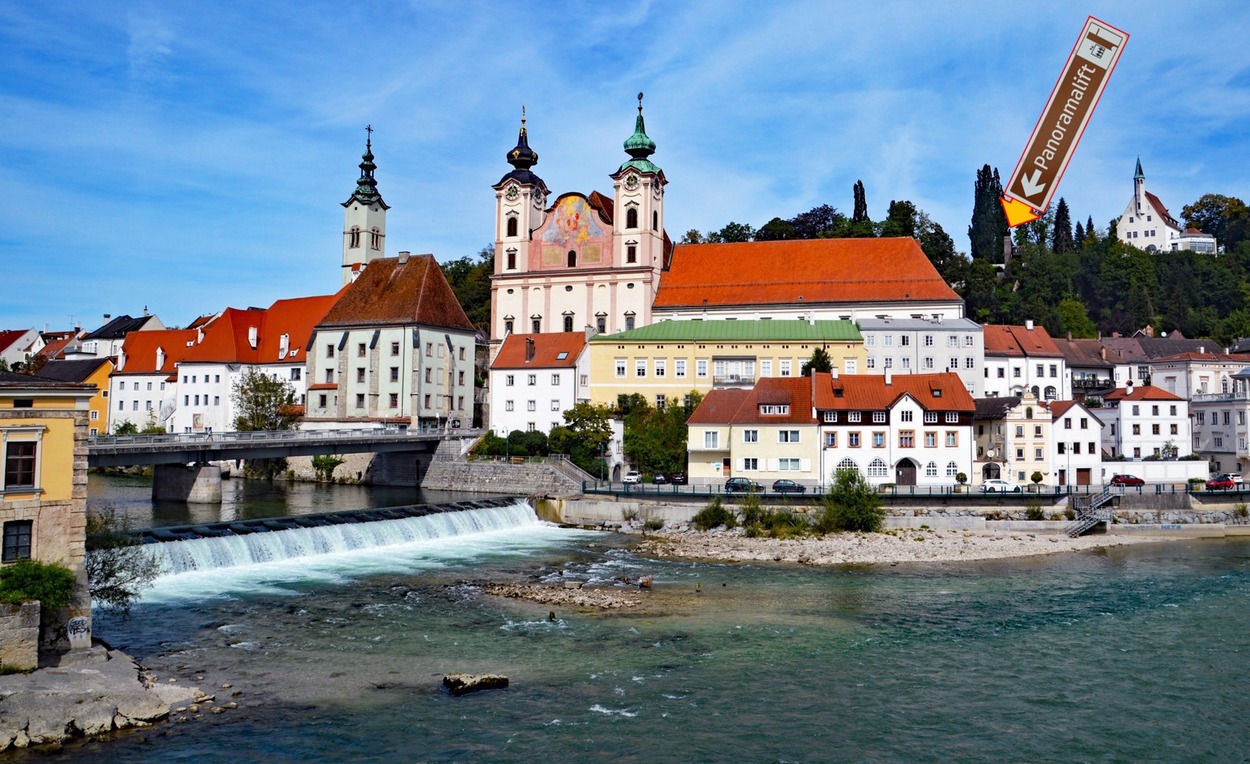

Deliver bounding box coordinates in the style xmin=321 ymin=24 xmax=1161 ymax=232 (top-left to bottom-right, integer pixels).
xmin=619 ymin=92 xmax=661 ymax=175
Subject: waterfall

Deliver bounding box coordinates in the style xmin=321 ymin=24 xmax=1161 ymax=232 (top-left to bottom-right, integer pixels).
xmin=146 ymin=500 xmax=539 ymax=576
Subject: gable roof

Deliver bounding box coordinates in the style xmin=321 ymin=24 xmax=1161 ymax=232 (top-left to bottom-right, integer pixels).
xmin=974 ymin=396 xmax=1023 ymax=420
xmin=35 ymin=357 xmax=112 ymax=384
xmin=82 ymin=314 xmax=158 ymax=341
xmin=813 ymin=372 xmax=975 ymax=413
xmin=654 ymin=238 xmax=959 ymax=310
xmin=318 ymin=255 xmax=474 ymax=331
xmin=116 ymin=328 xmax=201 ymax=375
xmin=593 ymin=319 xmax=861 ymax=343
xmin=1144 ymin=191 xmax=1180 ymax=230
xmin=686 ymin=388 xmax=752 ymax=425
xmin=687 ymin=377 xmax=814 ymax=425
xmin=492 ymin=332 xmax=587 ymax=369
xmin=983 ymin=324 xmax=1062 ymax=357
xmin=0 ymin=369 xmax=90 ymax=391
xmin=1055 ymin=337 xmax=1119 ymax=369
xmin=183 ymin=292 xmax=340 ymax=365
xmin=34 ymin=331 xmax=83 ymax=361
xmin=0 ymin=329 xmax=35 ymax=354
xmin=1104 ymin=385 xmax=1184 ymax=402
xmin=1100 ymin=336 xmax=1215 ymax=362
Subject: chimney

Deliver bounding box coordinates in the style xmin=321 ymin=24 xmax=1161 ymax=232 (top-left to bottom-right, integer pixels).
xmin=1025 ymin=319 xmax=1035 ymax=331
xmin=1099 ymin=346 xmax=1106 ymax=361
xmin=143 ymin=305 xmax=150 ymax=317
xmin=248 ymin=326 xmax=258 ymax=349
xmin=156 ymin=347 xmax=165 ymax=370
xmin=398 ymin=250 xmax=411 ymax=265
xmin=103 ymin=314 xmax=111 ymax=321
xmin=885 ymin=368 xmax=893 ymax=386
xmin=585 ymin=324 xmax=595 ymax=340
xmin=830 ymin=367 xmax=838 ymax=379
xmin=525 ymin=337 xmax=535 ymax=363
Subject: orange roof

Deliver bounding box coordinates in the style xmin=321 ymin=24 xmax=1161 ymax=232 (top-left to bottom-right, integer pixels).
xmin=116 ymin=329 xmax=200 ymax=375
xmin=1152 ymin=351 xmax=1250 ymax=363
xmin=182 ymin=293 xmax=340 ymax=365
xmin=654 ymin=238 xmax=958 ymax=309
xmin=983 ymin=324 xmax=1062 ymax=357
xmin=319 ymin=255 xmax=473 ymax=330
xmin=812 ymin=372 xmax=975 ymax=413
xmin=687 ymin=377 xmax=814 ymax=425
xmin=1104 ymin=385 xmax=1183 ymax=402
xmin=491 ymin=332 xmax=586 ymax=369
xmin=34 ymin=331 xmax=82 ymax=360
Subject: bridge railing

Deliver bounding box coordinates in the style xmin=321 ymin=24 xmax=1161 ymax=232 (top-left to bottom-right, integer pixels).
xmin=89 ymin=425 xmax=483 ymax=447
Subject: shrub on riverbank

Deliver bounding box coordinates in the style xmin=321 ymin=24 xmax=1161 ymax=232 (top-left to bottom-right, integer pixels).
xmin=0 ymin=560 xmax=76 ymax=611
xmin=816 ymin=468 xmax=885 ymax=533
xmin=692 ymin=497 xmax=737 ymax=531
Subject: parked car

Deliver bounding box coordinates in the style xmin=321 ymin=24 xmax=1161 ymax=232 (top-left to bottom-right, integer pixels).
xmin=669 ymin=472 xmax=688 ymax=485
xmin=1110 ymin=474 xmax=1145 ymax=487
xmin=1207 ymin=475 xmax=1236 ymax=491
xmin=771 ymin=479 xmax=807 ymax=494
xmin=1220 ymin=473 xmax=1244 ymax=486
xmin=980 ymin=479 xmax=1019 ymax=493
xmin=724 ymin=477 xmax=763 ymax=493
xmin=652 ymin=473 xmax=667 ymax=484
xmin=622 ymin=470 xmax=642 ymax=484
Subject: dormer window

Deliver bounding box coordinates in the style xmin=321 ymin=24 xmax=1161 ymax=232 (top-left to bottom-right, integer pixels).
xmin=760 ymin=404 xmax=790 ymax=415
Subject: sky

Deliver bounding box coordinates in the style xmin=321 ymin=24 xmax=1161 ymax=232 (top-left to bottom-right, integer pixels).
xmin=2 ymin=1 xmax=1249 ymax=332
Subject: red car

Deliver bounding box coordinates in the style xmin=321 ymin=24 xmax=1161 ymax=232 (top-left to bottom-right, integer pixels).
xmin=1110 ymin=474 xmax=1145 ymax=487
xmin=1207 ymin=475 xmax=1236 ymax=491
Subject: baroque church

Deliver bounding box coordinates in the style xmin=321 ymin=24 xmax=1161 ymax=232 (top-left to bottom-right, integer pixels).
xmin=489 ymin=96 xmax=672 ymax=345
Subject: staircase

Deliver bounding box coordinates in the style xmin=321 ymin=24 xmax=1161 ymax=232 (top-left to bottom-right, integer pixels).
xmin=1066 ymin=488 xmax=1115 ymax=537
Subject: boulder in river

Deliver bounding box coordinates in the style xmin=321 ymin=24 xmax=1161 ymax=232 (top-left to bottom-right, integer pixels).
xmin=442 ymin=674 xmax=509 ymax=696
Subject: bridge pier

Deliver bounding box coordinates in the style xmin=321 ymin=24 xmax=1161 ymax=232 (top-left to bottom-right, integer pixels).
xmin=153 ymin=463 xmax=223 ymax=504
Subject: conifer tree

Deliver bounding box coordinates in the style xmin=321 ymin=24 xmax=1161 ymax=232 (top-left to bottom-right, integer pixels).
xmin=1074 ymin=220 xmax=1085 ymax=246
xmin=968 ymin=165 xmax=1010 ymax=262
xmin=1052 ymin=197 xmax=1074 ymax=253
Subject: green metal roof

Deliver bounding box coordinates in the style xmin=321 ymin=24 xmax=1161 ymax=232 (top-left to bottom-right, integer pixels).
xmin=591 ymin=319 xmax=862 ymax=343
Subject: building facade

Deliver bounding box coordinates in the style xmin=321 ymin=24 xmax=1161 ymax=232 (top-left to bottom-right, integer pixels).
xmin=1048 ymin=400 xmax=1106 ymax=487
xmin=1190 ymin=366 xmax=1250 ymax=477
xmin=973 ymin=393 xmax=1053 ymax=488
xmin=857 ymin=317 xmax=983 ymax=397
xmin=1100 ymin=385 xmax=1190 ymax=459
xmin=489 ymin=332 xmax=590 ymax=436
xmin=982 ymin=323 xmax=1069 ymax=400
xmin=1116 ymin=159 xmax=1217 ymax=253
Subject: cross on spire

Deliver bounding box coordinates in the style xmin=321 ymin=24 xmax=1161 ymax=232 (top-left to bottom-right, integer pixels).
xmin=365 ymin=124 xmax=373 ymax=149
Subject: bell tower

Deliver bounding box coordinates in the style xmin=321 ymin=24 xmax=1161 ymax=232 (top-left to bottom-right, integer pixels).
xmin=342 ymin=126 xmax=389 ymax=285
xmin=491 ymin=108 xmax=550 ymax=340
xmin=610 ymin=93 xmax=668 ymax=328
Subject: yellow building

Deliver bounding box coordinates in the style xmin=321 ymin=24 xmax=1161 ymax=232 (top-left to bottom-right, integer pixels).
xmin=1 ymin=370 xmax=94 ymax=624
xmin=36 ymin=357 xmax=114 ymax=436
xmin=588 ymin=319 xmax=864 ymax=409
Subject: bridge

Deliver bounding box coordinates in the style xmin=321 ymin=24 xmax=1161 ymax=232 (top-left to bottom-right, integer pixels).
xmin=88 ymin=426 xmax=484 ymax=503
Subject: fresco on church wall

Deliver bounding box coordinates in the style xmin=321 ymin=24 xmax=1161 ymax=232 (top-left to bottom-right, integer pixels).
xmin=533 ymin=195 xmax=611 ymax=270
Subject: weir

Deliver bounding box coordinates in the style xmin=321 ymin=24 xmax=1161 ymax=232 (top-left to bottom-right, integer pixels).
xmin=139 ymin=497 xmax=535 ymax=575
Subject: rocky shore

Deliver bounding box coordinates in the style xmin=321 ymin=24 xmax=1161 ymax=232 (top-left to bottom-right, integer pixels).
xmin=635 ymin=526 xmax=1168 ymax=566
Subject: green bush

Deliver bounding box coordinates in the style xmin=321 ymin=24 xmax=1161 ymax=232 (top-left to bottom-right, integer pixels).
xmin=1063 ymin=507 xmax=1077 ymax=521
xmin=692 ymin=497 xmax=737 ymax=531
xmin=0 ymin=560 xmax=76 ymax=611
xmin=312 ymin=454 xmax=346 ymax=482
xmin=816 ymin=468 xmax=885 ymax=533
xmin=1025 ymin=503 xmax=1046 ymax=521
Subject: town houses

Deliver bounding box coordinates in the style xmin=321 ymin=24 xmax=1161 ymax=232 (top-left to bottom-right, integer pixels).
xmin=4 ymin=105 xmax=1246 ymax=493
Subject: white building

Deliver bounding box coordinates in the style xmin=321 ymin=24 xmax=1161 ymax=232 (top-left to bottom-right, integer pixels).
xmin=1100 ymin=385 xmax=1190 ymax=460
xmin=489 ymin=332 xmax=590 ymax=436
xmin=73 ymin=314 xmax=164 ymax=360
xmin=982 ymin=323 xmax=1069 ymax=400
xmin=1116 ymin=158 xmax=1217 ymax=254
xmin=1048 ymin=400 xmax=1105 ymax=487
xmin=1190 ymin=366 xmax=1250 ymax=477
xmin=858 ymin=317 xmax=983 ymax=397
xmin=109 ymin=328 xmax=199 ymax=432
xmin=1148 ymin=350 xmax=1250 ymax=400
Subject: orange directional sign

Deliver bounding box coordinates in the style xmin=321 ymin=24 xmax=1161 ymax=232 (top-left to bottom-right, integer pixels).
xmin=1001 ymin=17 xmax=1129 ymax=227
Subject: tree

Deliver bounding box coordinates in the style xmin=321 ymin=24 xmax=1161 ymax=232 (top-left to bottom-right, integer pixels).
xmin=1052 ymin=197 xmax=1074 ymax=254
xmin=679 ymin=229 xmax=705 ymax=244
xmin=916 ymin=213 xmax=965 ymax=289
xmin=968 ymin=164 xmax=1010 ymax=262
xmin=1074 ymin=220 xmax=1085 ymax=245
xmin=706 ymin=221 xmax=754 ymax=243
xmin=1057 ymin=297 xmax=1097 ymax=338
xmin=815 ymin=467 xmax=884 ymax=533
xmin=85 ymin=508 xmax=162 ymax=615
xmin=441 ymin=245 xmax=494 ymax=330
xmin=622 ymin=392 xmax=701 ymax=477
xmin=1182 ymin=193 xmax=1248 ymax=247
xmin=755 ymin=217 xmax=796 ymax=241
xmin=789 ymin=204 xmax=842 ymax=239
xmin=312 ymin=455 xmax=346 ymax=482
xmin=233 ymin=368 xmax=300 ymax=432
xmin=113 ymin=421 xmax=139 ymax=435
xmin=554 ymin=402 xmax=616 ymax=475
xmin=801 ymin=347 xmax=833 ymax=376
xmin=881 ymin=200 xmax=918 ymax=238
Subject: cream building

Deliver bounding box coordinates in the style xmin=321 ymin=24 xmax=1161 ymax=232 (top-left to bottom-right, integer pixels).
xmin=973 ymin=392 xmax=1053 ymax=488
xmin=588 ymin=319 xmax=864 ymax=411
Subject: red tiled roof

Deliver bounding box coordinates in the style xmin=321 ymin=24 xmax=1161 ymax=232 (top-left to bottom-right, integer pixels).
xmin=307 ymin=383 xmax=338 ymax=390
xmin=686 ymin=388 xmax=751 ymax=425
xmin=0 ymin=329 xmax=31 ymax=354
xmin=1047 ymin=400 xmax=1078 ymax=418
xmin=654 ymin=238 xmax=958 ymax=309
xmin=34 ymin=331 xmax=82 ymax=360
xmin=1144 ymin=192 xmax=1179 ymax=229
xmin=1104 ymin=385 xmax=1183 ymax=402
xmin=687 ymin=377 xmax=814 ymax=425
xmin=182 ymin=293 xmax=340 ymax=365
xmin=812 ymin=372 xmax=975 ymax=412
xmin=116 ymin=329 xmax=200 ymax=374
xmin=491 ymin=332 xmax=586 ymax=369
xmin=983 ymin=324 xmax=1062 ymax=357
xmin=1152 ymin=351 xmax=1250 ymax=363
xmin=319 ymin=255 xmax=473 ymax=330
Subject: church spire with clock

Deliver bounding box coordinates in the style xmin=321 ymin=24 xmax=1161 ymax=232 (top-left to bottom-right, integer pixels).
xmin=341 ymin=126 xmax=390 ymax=285
xmin=610 ymin=92 xmax=668 ymax=285
xmin=492 ymin=108 xmax=549 ymax=292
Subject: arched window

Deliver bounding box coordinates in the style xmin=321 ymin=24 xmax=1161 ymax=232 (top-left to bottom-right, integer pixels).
xmin=1026 ymin=407 xmax=1033 ymax=419
xmin=567 ymin=250 xmax=577 ymax=268
xmin=626 ymin=208 xmax=638 ymax=229
xmin=1044 ymin=386 xmax=1057 ymax=400
xmin=563 ymin=315 xmax=574 ymax=332
xmin=506 ymin=217 xmax=518 ymax=237
xmin=837 ymin=458 xmax=859 ymax=475
xmin=868 ymin=458 xmax=889 ymax=478
xmin=370 ymin=227 xmax=381 ymax=250
xmin=652 ymin=210 xmax=658 ymax=230
xmin=349 ymin=226 xmax=361 ymax=248
xmin=506 ymin=248 xmax=517 ymax=270
xmin=531 ymin=316 xmax=541 ymax=333
xmin=925 ymin=461 xmax=938 ymax=478
xmin=946 ymin=461 xmax=959 ymax=477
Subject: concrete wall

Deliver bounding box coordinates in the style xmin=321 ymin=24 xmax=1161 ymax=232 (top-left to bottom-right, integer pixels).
xmin=423 ymin=460 xmax=581 ymax=497
xmin=0 ymin=602 xmax=39 ymax=672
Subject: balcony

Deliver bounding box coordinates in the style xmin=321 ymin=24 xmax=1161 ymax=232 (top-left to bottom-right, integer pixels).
xmin=713 ymin=375 xmax=756 ymax=387
xmin=1191 ymin=391 xmax=1250 ymax=403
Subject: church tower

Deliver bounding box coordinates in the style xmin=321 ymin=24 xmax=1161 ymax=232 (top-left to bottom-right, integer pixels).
xmin=1132 ymin=156 xmax=1145 ymax=215
xmin=609 ymin=93 xmax=668 ymax=328
xmin=492 ymin=107 xmax=549 ymax=281
xmin=342 ymin=127 xmax=389 ymax=285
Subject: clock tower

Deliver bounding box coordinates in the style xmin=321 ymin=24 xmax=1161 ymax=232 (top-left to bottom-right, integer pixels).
xmin=341 ymin=127 xmax=389 ymax=285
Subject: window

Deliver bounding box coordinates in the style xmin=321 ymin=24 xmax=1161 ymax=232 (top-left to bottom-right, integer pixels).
xmin=778 ymin=458 xmax=800 ymax=471
xmin=1034 ymin=425 xmax=1042 ymax=437
xmin=925 ymin=461 xmax=938 ymax=477
xmin=779 ymin=430 xmax=800 ymax=443
xmin=532 ymin=318 xmax=541 ymax=333
xmin=425 ymin=369 xmax=433 ymax=384
xmin=825 ymin=432 xmax=837 ymax=448
xmin=635 ymin=360 xmax=647 ymax=377
xmin=946 ymin=431 xmax=957 ymax=447
xmin=839 ymin=457 xmax=859 ymax=473
xmin=924 ymin=335 xmax=934 ymax=347
xmin=505 ymin=401 xmax=514 ymax=411
xmin=615 ymin=360 xmax=626 ymax=378
xmin=357 ymin=368 xmax=366 ymax=383
xmin=355 ymin=393 xmax=365 ymax=408
xmin=213 ymin=396 xmax=220 ymax=406
xmin=742 ymin=458 xmax=759 ymax=471
xmin=900 ymin=411 xmax=914 ymax=422
xmin=551 ymin=374 xmax=560 ymax=385
xmin=390 ymin=393 xmax=399 ymax=408
xmin=823 ymin=411 xmax=837 ymax=423
xmin=1013 ymin=367 xmax=1021 ymax=378
xmin=704 ymin=431 xmax=719 ymax=449
xmin=290 ymin=368 xmax=302 ymax=381
xmin=780 ymin=360 xmax=791 ymax=377
xmin=626 ymin=245 xmax=637 ymax=264
xmin=1035 ymin=448 xmax=1043 ymax=460
xmin=655 ymin=359 xmax=666 ymax=378
xmin=675 ymin=359 xmax=687 ymax=378
xmin=866 ymin=357 xmax=876 ymax=370
xmin=899 ymin=431 xmax=915 ymax=448
xmin=872 ymin=432 xmax=885 ymax=448
xmin=884 ymin=358 xmax=893 ymax=369
xmin=884 ymin=335 xmax=893 ymax=347
xmin=318 ymin=394 xmax=327 ymax=408
xmin=872 ymin=411 xmax=886 ymax=423
xmin=388 ymin=367 xmax=399 ymax=383
xmin=349 ymin=226 xmax=361 ymax=248
xmin=924 ymin=432 xmax=936 ymax=447
xmin=551 ymin=400 xmax=561 ymax=411
xmin=848 ymin=412 xmax=862 ymax=423
xmin=868 ymin=458 xmax=889 ymax=477
xmin=946 ymin=461 xmax=959 ymax=477
xmin=527 ymin=400 xmax=536 ymax=412
xmin=1152 ymin=405 xmax=1159 ymax=416
xmin=942 ymin=412 xmax=956 ymax=424
xmin=1170 ymin=424 xmax=1178 ymax=435
xmin=527 ymin=374 xmax=537 ymax=386
xmin=924 ymin=357 xmax=934 ymax=370
xmin=2 ymin=520 xmax=33 ymax=562
xmin=744 ymin=430 xmax=759 ymax=443
xmin=656 ymin=395 xmax=666 ymax=410
xmin=1132 ymin=405 xmax=1140 ymax=416
xmin=370 ymin=227 xmax=381 ymax=250
xmin=3 ymin=440 xmax=37 ymax=490
xmin=1016 ymin=448 xmax=1024 ymax=459
xmin=1171 ymin=405 xmax=1178 ymax=416
xmin=848 ymin=432 xmax=861 ymax=447
xmin=507 ymin=217 xmax=518 ymax=237
xmin=866 ymin=336 xmax=876 ymax=347
xmin=564 ymin=315 xmax=574 ymax=332
xmin=505 ymin=320 xmax=514 ymax=334
xmin=759 ymin=404 xmax=790 ymax=415
xmin=625 ymin=315 xmax=635 ymax=331
xmin=1152 ymin=424 xmax=1160 ymax=435
xmin=326 ymin=344 xmax=334 ymax=358
xmin=505 ymin=374 xmax=515 ymax=387
xmin=626 ymin=207 xmax=638 ymax=229
xmin=424 ymin=394 xmax=431 ymax=409
xmin=1132 ymin=424 xmax=1141 ymax=435
xmin=901 ymin=335 xmax=910 ymax=347
xmin=697 ymin=359 xmax=708 ymax=377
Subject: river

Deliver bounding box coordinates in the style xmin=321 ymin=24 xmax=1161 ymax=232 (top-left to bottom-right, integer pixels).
xmin=27 ymin=475 xmax=1250 ymax=761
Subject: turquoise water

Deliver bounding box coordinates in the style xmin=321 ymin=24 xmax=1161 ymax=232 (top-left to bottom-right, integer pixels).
xmin=53 ymin=524 xmax=1250 ymax=762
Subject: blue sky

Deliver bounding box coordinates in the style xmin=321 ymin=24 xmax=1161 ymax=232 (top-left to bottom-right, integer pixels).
xmin=2 ymin=1 xmax=1249 ymax=331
